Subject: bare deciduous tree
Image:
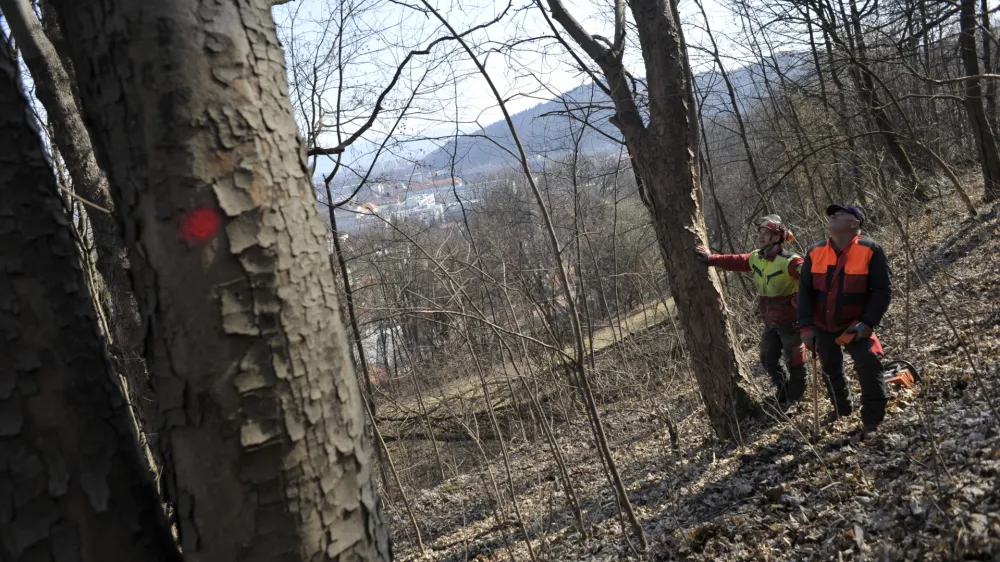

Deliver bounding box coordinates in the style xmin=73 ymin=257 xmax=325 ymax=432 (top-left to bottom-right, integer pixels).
xmin=960 ymin=0 xmax=1000 ymax=199
xmin=544 ymin=0 xmax=760 ymax=440
xmin=48 ymin=1 xmax=390 ymax=559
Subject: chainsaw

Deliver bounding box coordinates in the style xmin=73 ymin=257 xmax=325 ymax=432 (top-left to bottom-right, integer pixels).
xmin=881 ymin=359 xmax=921 ymax=389
xmin=831 ymin=323 xmax=922 ymax=390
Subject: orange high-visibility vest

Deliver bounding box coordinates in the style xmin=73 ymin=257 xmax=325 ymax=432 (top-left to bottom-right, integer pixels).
xmin=807 ymin=235 xmax=875 ymax=330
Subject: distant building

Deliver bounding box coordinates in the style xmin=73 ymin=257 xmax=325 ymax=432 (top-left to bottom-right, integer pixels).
xmin=411 ymin=193 xmax=435 ymax=207
xmin=409 ymin=177 xmax=465 ymax=191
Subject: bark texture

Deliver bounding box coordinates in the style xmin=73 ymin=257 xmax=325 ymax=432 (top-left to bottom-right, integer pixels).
xmin=548 ymin=0 xmax=760 ymax=440
xmin=0 ymin=0 xmax=153 ymax=460
xmin=49 ymin=1 xmax=390 ymax=560
xmin=0 ymin=0 xmax=140 ymax=347
xmin=0 ymin=40 xmax=178 ymax=562
xmin=960 ymin=0 xmax=1000 ymax=200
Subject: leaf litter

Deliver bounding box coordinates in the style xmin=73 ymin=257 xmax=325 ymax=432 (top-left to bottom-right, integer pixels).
xmin=392 ymin=194 xmax=1000 ymax=560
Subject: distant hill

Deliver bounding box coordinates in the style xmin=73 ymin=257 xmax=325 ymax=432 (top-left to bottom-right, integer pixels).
xmin=419 ymin=81 xmax=620 ymax=174
xmin=419 ymin=53 xmax=806 ymax=176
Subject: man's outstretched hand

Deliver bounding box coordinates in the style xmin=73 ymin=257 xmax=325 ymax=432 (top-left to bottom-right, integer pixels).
xmin=695 ymin=246 xmax=711 ymax=264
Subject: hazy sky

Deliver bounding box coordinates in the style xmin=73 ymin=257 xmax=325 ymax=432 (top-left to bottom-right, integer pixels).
xmin=4 ymin=0 xmax=748 ymax=183
xmin=272 ymin=0 xmax=747 ymax=180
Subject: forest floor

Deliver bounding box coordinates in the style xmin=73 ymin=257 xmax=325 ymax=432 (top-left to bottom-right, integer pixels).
xmin=390 ymin=190 xmax=1000 ymax=561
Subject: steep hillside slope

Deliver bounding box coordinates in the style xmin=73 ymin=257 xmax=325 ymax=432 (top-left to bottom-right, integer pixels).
xmin=391 ymin=188 xmax=1000 ymax=561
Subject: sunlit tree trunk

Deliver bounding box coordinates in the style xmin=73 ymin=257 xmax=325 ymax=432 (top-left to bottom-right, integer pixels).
xmin=547 ymin=0 xmax=760 ymax=441
xmin=49 ymin=1 xmax=390 ymax=559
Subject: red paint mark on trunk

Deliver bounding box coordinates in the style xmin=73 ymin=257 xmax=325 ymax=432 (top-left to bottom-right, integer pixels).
xmin=179 ymin=206 xmax=220 ymax=245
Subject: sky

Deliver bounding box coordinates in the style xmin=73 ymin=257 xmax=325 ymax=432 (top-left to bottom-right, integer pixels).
xmin=271 ymin=0 xmax=748 ymax=181
xmin=3 ymin=0 xmax=753 ymax=185
xmin=1 ymin=0 xmax=827 ymax=222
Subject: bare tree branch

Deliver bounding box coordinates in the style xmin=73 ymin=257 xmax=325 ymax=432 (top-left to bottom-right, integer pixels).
xmin=544 ymin=0 xmax=645 ymax=136
xmin=306 ymin=6 xmax=512 ymax=157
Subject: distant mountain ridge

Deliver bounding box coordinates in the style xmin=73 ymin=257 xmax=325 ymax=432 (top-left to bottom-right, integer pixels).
xmin=419 ymin=52 xmax=806 ymax=176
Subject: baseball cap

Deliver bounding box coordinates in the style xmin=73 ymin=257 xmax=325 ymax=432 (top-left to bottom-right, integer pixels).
xmin=826 ymin=204 xmax=865 ymax=226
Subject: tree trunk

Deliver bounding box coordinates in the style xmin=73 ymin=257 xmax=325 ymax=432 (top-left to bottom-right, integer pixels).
xmin=634 ymin=0 xmax=761 ymax=441
xmin=821 ymin=0 xmax=927 ymax=198
xmin=961 ymin=0 xmax=1000 ymax=200
xmin=806 ymin=16 xmax=831 ymax=114
xmin=548 ymin=0 xmax=760 ymax=441
xmin=49 ymin=1 xmax=390 ymax=559
xmin=1 ymin=0 xmax=143 ymax=353
xmin=846 ymin=0 xmax=923 ymax=193
xmin=0 ymin=39 xmax=179 ymax=562
xmin=0 ymin=0 xmax=155 ymax=464
xmin=815 ymin=8 xmax=863 ymax=202
xmin=631 ymin=144 xmax=759 ymax=439
xmin=327 ymin=200 xmax=389 ymax=493
xmin=694 ymin=0 xmax=767 ymax=214
xmin=982 ymin=0 xmax=997 ymax=132
xmin=918 ymin=0 xmax=942 ymax=155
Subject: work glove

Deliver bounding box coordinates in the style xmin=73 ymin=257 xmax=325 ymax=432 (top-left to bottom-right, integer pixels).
xmin=799 ymin=326 xmax=817 ymax=352
xmin=695 ymin=246 xmax=711 ymax=264
xmin=835 ymin=322 xmax=872 ymax=346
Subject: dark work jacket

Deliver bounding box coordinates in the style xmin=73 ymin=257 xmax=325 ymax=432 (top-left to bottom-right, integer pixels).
xmin=797 ymin=235 xmax=892 ymax=332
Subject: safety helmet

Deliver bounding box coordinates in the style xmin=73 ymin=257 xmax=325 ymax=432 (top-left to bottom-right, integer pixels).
xmin=757 ymin=214 xmax=794 ymax=243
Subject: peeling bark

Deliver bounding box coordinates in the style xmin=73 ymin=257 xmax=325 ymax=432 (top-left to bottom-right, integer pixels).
xmin=49 ymin=1 xmax=390 ymax=560
xmin=0 ymin=39 xmax=179 ymax=562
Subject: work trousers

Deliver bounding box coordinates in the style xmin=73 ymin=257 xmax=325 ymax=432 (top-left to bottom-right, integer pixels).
xmin=760 ymin=323 xmax=807 ymax=403
xmin=814 ymin=328 xmax=888 ymax=425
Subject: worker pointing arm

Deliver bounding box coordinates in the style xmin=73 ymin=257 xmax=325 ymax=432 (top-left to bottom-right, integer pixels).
xmin=695 ymin=246 xmax=752 ymax=271
xmin=695 ymin=216 xmax=807 ymax=409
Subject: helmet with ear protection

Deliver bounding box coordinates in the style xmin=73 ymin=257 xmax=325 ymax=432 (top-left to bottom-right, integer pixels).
xmin=758 ymin=214 xmax=794 ymax=243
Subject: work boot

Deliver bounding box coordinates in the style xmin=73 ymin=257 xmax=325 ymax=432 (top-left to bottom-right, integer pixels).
xmin=782 ymin=398 xmax=804 ymax=416
xmin=860 ymin=423 xmax=879 ymax=441
xmin=784 ymin=395 xmax=803 ymax=407
xmin=781 ymin=383 xmax=806 ymax=406
xmin=821 ymin=410 xmax=850 ymax=426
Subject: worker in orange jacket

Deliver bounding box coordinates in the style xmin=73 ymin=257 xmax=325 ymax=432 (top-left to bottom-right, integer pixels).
xmin=798 ymin=205 xmax=892 ymax=440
